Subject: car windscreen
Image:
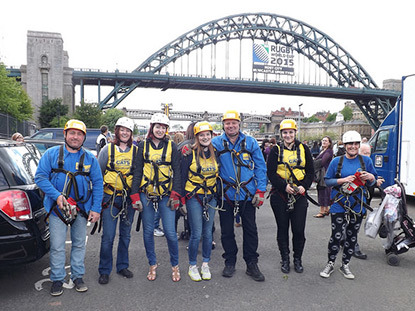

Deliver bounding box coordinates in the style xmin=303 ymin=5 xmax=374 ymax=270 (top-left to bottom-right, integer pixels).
xmin=0 ymin=145 xmax=39 ymax=185
xmin=84 ymin=132 xmax=99 ymax=150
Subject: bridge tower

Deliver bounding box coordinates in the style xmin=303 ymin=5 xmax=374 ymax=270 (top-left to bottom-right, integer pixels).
xmin=20 ymin=31 xmax=74 ymax=123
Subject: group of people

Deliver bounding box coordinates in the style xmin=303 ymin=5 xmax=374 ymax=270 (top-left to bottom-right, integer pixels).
xmin=32 ymin=109 xmax=378 ymax=297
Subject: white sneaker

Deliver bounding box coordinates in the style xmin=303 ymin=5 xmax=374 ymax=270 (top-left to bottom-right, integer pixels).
xmin=201 ymin=264 xmax=211 ymax=280
xmin=339 ymin=263 xmax=355 ymax=279
xmin=188 ymin=265 xmax=202 ymax=282
xmin=320 ymin=261 xmax=335 ymax=278
xmin=154 ymin=228 xmax=164 ymax=237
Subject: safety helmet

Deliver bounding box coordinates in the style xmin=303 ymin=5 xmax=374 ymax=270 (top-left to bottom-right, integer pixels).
xmin=115 ymin=117 xmax=134 ymax=132
xmin=279 ymin=119 xmax=297 ymax=131
xmin=193 ymin=121 xmax=213 ymax=136
xmin=64 ymin=119 xmax=86 ymax=135
xmin=150 ymin=113 xmax=170 ymax=127
xmin=342 ymin=130 xmax=361 ymax=144
xmin=222 ymin=110 xmax=241 ymax=122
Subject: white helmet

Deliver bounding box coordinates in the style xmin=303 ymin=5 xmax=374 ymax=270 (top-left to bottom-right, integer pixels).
xmin=115 ymin=117 xmax=134 ymax=132
xmin=150 ymin=113 xmax=170 ymax=127
xmin=342 ymin=130 xmax=361 ymax=144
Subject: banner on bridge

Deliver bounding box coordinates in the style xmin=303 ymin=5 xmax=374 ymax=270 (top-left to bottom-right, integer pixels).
xmin=252 ymin=42 xmax=295 ymax=76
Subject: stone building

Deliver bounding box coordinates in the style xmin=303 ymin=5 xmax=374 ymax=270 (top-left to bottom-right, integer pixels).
xmin=20 ymin=31 xmax=74 ymax=124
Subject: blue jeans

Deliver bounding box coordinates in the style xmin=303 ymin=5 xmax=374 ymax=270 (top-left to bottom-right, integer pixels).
xmin=141 ymin=194 xmax=179 ymax=266
xmin=187 ymin=196 xmax=216 ymax=266
xmin=99 ymin=193 xmax=135 ymax=275
xmin=49 ymin=213 xmax=87 ymax=282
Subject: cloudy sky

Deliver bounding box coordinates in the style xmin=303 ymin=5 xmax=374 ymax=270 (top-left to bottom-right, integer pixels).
xmin=1 ymin=0 xmax=414 ymax=118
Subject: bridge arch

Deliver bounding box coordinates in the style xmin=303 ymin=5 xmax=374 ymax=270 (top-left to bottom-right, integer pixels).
xmin=136 ymin=13 xmax=377 ymax=89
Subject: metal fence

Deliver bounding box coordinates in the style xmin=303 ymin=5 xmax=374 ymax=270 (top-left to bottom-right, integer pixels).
xmin=0 ymin=112 xmax=37 ymax=139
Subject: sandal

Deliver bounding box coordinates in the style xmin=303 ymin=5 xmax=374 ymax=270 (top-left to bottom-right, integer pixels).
xmin=313 ymin=213 xmax=325 ymax=218
xmin=147 ymin=264 xmax=158 ymax=281
xmin=172 ymin=265 xmax=181 ymax=282
xmin=324 ymin=211 xmax=330 ymax=216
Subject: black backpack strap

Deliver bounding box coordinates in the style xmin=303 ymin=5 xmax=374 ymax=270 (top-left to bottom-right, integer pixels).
xmin=358 ymin=154 xmax=366 ymax=171
xmin=335 ymin=155 xmax=344 ymax=178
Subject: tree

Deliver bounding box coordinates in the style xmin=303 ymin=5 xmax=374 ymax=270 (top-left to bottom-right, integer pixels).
xmin=0 ymin=63 xmax=33 ymax=120
xmin=340 ymin=106 xmax=353 ymax=121
xmin=73 ymin=102 xmax=102 ymax=128
xmin=39 ymin=98 xmax=68 ymax=127
xmin=303 ymin=115 xmax=320 ymax=123
xmin=326 ymin=113 xmax=337 ymax=122
xmin=100 ymin=108 xmax=125 ymax=131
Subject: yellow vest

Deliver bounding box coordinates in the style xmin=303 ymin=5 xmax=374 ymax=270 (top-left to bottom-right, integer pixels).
xmin=140 ymin=140 xmax=173 ymax=195
xmin=104 ymin=143 xmax=136 ymax=195
xmin=185 ymin=150 xmax=218 ymax=195
xmin=276 ymin=143 xmax=306 ymax=184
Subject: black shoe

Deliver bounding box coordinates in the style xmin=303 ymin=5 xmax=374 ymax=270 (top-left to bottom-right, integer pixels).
xmin=293 ymin=258 xmax=304 ymax=273
xmin=246 ymin=263 xmax=265 ymax=282
xmin=117 ymin=268 xmax=134 ymax=278
xmin=281 ymin=260 xmax=290 ymax=274
xmin=353 ymin=250 xmax=367 ymax=260
xmin=222 ymin=265 xmax=236 ymax=278
xmin=73 ymin=278 xmax=88 ymax=292
xmin=98 ymin=274 xmax=109 ymax=284
xmin=50 ymin=281 xmax=63 ymax=296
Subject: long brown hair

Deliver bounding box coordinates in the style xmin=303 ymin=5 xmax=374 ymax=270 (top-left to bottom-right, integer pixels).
xmin=192 ymin=132 xmax=216 ymax=163
xmin=113 ymin=126 xmax=133 ymax=147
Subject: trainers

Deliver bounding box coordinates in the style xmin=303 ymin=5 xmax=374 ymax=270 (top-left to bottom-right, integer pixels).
xmin=320 ymin=261 xmax=335 ymax=278
xmin=98 ymin=274 xmax=109 ymax=285
xmin=50 ymin=281 xmax=63 ymax=296
xmin=117 ymin=268 xmax=134 ymax=278
xmin=73 ymin=278 xmax=88 ymax=292
xmin=201 ymin=264 xmax=211 ymax=280
xmin=188 ymin=265 xmax=202 ymax=281
xmin=246 ymin=262 xmax=265 ymax=282
xmin=154 ymin=228 xmax=164 ymax=237
xmin=339 ymin=263 xmax=355 ymax=279
xmin=222 ymin=265 xmax=236 ymax=278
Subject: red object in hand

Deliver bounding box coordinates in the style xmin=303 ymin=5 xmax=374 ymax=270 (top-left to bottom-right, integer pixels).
xmin=130 ymin=193 xmax=141 ymax=203
xmin=353 ymin=171 xmax=366 ymax=187
xmin=67 ymin=197 xmax=77 ymax=206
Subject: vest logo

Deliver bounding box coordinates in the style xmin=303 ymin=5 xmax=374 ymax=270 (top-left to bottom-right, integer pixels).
xmin=242 ymin=153 xmax=250 ymax=161
xmin=201 ymin=166 xmax=216 ymax=173
xmin=76 ymin=163 xmax=91 ymax=172
xmin=116 ymin=159 xmax=131 ymax=166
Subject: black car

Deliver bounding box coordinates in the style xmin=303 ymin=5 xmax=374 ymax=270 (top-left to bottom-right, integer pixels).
xmin=0 ymin=139 xmax=50 ymax=266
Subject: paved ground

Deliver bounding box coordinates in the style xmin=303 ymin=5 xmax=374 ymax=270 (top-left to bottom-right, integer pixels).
xmin=1 ymin=189 xmax=414 ymax=311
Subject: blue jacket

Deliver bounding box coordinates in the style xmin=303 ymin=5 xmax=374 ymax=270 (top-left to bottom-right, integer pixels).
xmin=212 ymin=132 xmax=267 ymax=201
xmin=35 ymin=145 xmax=103 ymax=214
xmin=325 ymin=155 xmax=377 ymax=213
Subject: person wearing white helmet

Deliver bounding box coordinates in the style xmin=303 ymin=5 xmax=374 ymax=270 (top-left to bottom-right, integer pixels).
xmin=130 ymin=112 xmax=182 ymax=282
xmin=319 ymin=130 xmax=377 ymax=280
xmin=96 ymin=117 xmax=137 ymax=285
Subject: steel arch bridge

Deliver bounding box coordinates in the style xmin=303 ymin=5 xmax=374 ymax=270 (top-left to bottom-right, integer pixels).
xmin=75 ymin=13 xmax=399 ymax=129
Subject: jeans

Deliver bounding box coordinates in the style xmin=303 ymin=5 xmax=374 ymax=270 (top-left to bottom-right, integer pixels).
xmin=99 ymin=193 xmax=136 ymax=275
xmin=186 ymin=196 xmax=216 ymax=266
xmin=154 ymin=209 xmax=161 ymax=229
xmin=141 ymin=194 xmax=179 ymax=266
xmin=219 ymin=200 xmax=259 ymax=266
xmin=49 ymin=213 xmax=87 ymax=282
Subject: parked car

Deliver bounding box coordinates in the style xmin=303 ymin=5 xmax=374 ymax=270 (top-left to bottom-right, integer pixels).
xmin=29 ymin=128 xmax=106 ymax=155
xmin=0 ymin=139 xmax=50 ymax=266
xmin=24 ymin=138 xmax=94 ymax=156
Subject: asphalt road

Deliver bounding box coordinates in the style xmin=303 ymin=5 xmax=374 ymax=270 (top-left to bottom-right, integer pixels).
xmin=1 ymin=189 xmax=414 ymax=311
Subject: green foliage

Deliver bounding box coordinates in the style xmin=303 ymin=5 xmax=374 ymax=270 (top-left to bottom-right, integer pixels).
xmin=212 ymin=123 xmax=222 ymax=131
xmin=340 ymin=106 xmax=353 ymax=121
xmin=303 ymin=115 xmax=320 ymax=123
xmin=326 ymin=113 xmax=337 ymax=122
xmin=50 ymin=115 xmax=69 ymax=127
xmin=101 ymin=108 xmax=125 ymax=131
xmin=0 ymin=63 xmax=33 ymax=120
xmin=39 ymin=98 xmax=69 ymax=127
xmin=73 ymin=102 xmax=102 ymax=128
xmin=260 ymin=124 xmax=266 ymax=133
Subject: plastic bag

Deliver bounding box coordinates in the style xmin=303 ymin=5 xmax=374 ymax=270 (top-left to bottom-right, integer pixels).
xmin=365 ymin=206 xmax=384 ymax=238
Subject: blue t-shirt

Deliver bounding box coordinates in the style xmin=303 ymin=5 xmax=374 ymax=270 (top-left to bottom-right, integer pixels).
xmin=325 ymin=155 xmax=377 ymax=213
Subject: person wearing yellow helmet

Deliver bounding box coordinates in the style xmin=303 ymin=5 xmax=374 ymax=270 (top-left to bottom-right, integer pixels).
xmin=34 ymin=119 xmax=103 ymax=296
xmin=180 ymin=121 xmax=218 ymax=281
xmin=130 ymin=112 xmax=182 ymax=282
xmin=212 ymin=110 xmax=267 ymax=282
xmin=267 ymin=118 xmax=314 ymax=274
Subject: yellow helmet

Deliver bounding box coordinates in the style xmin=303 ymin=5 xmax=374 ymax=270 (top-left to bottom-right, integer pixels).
xmin=193 ymin=121 xmax=213 ymax=136
xmin=64 ymin=119 xmax=87 ymax=135
xmin=222 ymin=110 xmax=241 ymax=122
xmin=279 ymin=119 xmax=297 ymax=131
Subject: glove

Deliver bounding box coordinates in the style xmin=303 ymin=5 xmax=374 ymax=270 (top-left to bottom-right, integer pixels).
xmin=181 ymin=143 xmax=192 ymax=156
xmin=179 ymin=204 xmax=187 ymax=216
xmin=167 ymin=191 xmax=181 ymax=210
xmin=130 ymin=193 xmax=143 ymax=212
xmin=252 ymin=189 xmax=265 ymax=208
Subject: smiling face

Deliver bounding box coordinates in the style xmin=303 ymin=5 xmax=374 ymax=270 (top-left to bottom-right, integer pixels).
xmin=118 ymin=126 xmax=132 ymax=143
xmin=152 ymin=123 xmax=167 ymax=140
xmin=197 ymin=130 xmax=212 ymax=147
xmin=64 ymin=129 xmax=85 ymax=150
xmin=281 ymin=129 xmax=296 ymax=145
xmin=345 ymin=142 xmax=360 ymax=158
xmin=223 ymin=119 xmax=240 ymax=138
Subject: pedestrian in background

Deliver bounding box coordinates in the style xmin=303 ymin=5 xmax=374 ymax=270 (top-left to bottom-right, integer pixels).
xmin=96 ymin=125 xmax=109 ymax=155
xmin=11 ymin=132 xmax=24 ymax=142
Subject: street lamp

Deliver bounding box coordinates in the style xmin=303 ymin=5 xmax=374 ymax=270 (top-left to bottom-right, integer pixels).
xmin=298 ymin=103 xmax=303 ymax=139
